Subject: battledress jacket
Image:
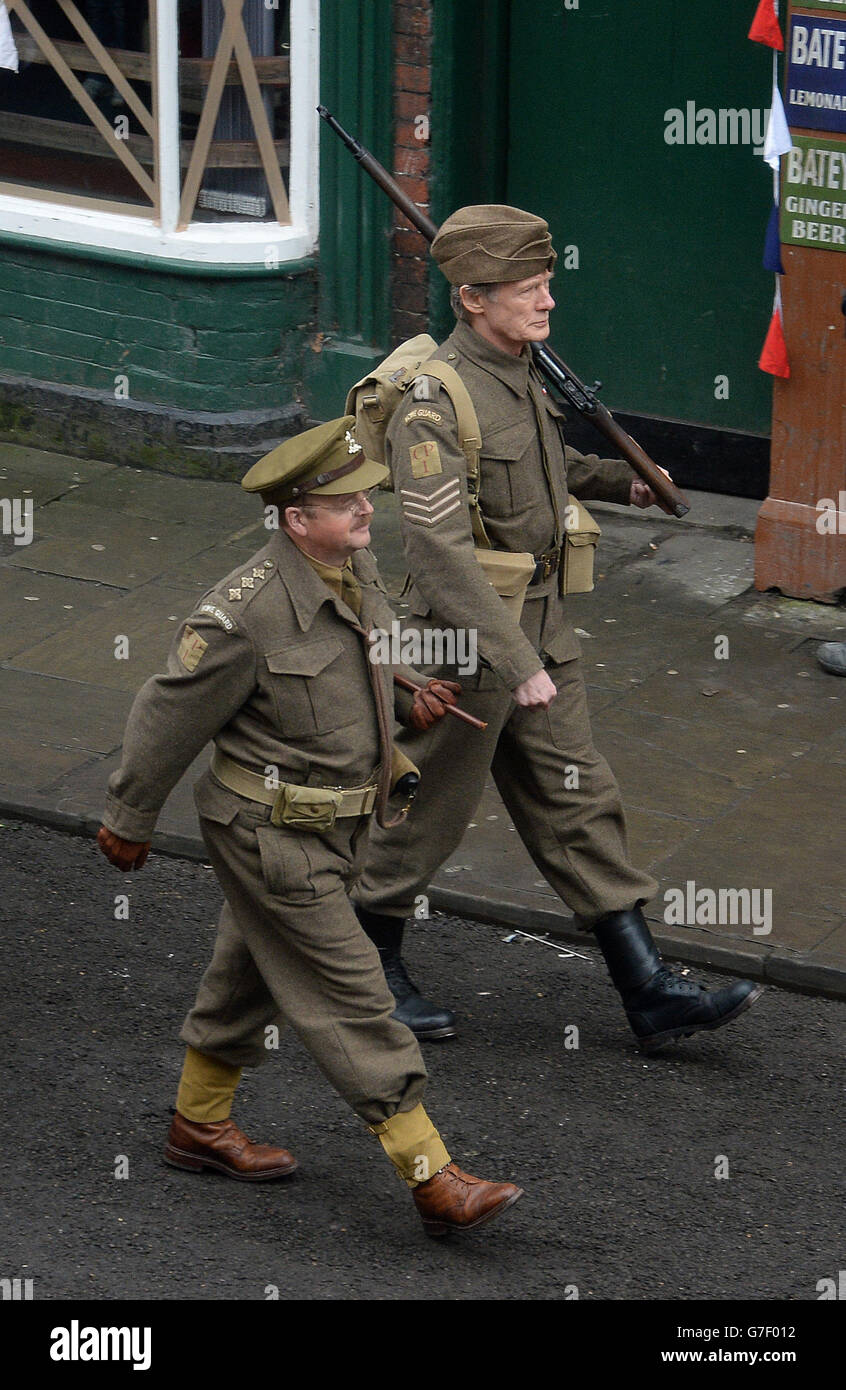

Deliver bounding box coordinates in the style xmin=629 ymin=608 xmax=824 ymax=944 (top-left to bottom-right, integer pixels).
xmin=390 ymin=319 xmax=635 ymax=691
xmin=102 ymin=529 xmax=417 ymax=845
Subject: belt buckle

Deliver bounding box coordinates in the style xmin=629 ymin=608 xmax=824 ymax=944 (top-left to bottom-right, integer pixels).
xmin=536 ymin=554 xmax=554 ymax=581
xmin=545 ymin=547 xmax=561 ymax=579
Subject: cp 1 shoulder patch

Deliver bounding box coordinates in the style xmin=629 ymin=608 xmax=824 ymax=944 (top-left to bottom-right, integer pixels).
xmin=409 ymin=439 xmax=443 ymax=479
xmin=404 ymin=407 xmax=443 ymax=427
xmin=198 ymin=602 xmax=237 ymax=633
xmin=178 ymin=625 xmax=208 ymax=672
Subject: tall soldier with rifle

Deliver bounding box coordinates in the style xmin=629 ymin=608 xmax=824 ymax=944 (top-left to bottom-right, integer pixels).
xmin=321 ymin=109 xmax=764 ymax=1052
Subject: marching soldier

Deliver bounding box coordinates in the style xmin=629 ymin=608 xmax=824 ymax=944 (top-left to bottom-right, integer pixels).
xmin=354 ymin=205 xmax=764 ymax=1050
xmin=96 ymin=417 xmax=523 ymax=1239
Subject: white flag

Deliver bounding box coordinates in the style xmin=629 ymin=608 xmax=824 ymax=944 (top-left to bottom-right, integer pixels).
xmin=0 ymin=2 xmax=19 ymax=73
xmin=763 ymin=82 xmax=792 ymax=170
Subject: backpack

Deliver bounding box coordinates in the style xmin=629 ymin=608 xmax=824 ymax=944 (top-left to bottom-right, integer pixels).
xmin=345 ymin=334 xmax=600 ymax=592
xmin=344 ymin=334 xmax=493 ymax=547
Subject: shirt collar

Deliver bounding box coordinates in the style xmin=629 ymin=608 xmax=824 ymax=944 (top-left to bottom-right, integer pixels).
xmin=450 ymin=319 xmax=532 ymax=398
xmin=301 ymin=551 xmax=352 ymax=587
xmin=268 ymin=530 xmax=351 ymax=633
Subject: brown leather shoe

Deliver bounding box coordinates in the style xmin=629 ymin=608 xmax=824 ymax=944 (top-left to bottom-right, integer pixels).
xmin=164 ymin=1112 xmax=297 ymax=1181
xmin=412 ymin=1162 xmax=524 ymax=1237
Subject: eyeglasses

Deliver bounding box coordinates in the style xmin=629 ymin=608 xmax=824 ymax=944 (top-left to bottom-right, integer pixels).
xmin=301 ymin=488 xmax=378 ymax=517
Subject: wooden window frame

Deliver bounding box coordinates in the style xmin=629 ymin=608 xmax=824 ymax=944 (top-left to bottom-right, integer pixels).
xmin=0 ymin=0 xmax=319 ymax=265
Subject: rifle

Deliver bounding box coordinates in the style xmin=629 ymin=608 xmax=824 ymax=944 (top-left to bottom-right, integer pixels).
xmin=318 ymin=105 xmax=691 ymax=519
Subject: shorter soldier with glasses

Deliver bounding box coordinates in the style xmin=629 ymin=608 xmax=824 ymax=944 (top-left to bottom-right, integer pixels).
xmin=97 ymin=417 xmax=523 ymax=1239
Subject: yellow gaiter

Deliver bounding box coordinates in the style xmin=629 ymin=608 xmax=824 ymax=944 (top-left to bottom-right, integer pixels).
xmin=175 ymin=1046 xmax=242 ymax=1123
xmin=368 ymin=1104 xmax=451 ymax=1187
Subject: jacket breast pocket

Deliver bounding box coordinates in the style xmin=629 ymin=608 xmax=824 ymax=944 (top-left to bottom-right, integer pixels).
xmin=479 ymin=418 xmax=536 ymax=517
xmin=264 ymin=637 xmax=357 ymax=738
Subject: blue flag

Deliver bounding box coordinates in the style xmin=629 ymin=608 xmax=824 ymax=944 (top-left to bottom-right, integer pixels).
xmin=763 ymin=201 xmax=785 ymax=275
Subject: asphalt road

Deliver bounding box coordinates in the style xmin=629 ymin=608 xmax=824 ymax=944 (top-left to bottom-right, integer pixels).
xmin=2 ymin=817 xmax=844 ymax=1302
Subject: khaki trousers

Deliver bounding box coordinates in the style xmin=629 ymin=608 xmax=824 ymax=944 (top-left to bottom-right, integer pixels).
xmin=180 ymin=798 xmax=428 ymax=1126
xmin=357 ymin=600 xmax=657 ymax=923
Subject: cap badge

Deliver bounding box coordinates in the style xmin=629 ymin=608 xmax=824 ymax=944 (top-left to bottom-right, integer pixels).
xmin=344 ymin=430 xmax=362 ymax=456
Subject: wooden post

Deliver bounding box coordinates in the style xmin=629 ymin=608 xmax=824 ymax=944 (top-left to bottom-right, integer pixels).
xmin=755 ymin=1 xmax=846 ymax=603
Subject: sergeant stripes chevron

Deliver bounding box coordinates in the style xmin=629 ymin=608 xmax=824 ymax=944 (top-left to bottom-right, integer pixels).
xmin=399 ymin=477 xmax=462 ymax=528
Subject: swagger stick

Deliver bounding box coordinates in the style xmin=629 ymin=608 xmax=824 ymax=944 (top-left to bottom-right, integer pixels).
xmin=393 ymin=674 xmax=487 ymax=730
xmin=318 ymin=105 xmax=691 ymax=519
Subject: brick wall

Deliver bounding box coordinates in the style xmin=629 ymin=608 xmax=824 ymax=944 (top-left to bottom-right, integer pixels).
xmin=0 ymin=243 xmax=315 ymax=415
xmin=392 ymin=0 xmax=433 ymax=344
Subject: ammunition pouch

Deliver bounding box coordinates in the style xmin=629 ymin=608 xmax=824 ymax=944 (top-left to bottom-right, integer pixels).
xmin=475 ymin=548 xmax=537 ymax=619
xmin=270 ymin=783 xmax=345 ymax=832
xmin=561 ymin=499 xmax=602 ymax=595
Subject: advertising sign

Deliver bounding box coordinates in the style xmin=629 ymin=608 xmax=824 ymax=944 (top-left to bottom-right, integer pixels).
xmin=786 ymin=14 xmax=846 ymax=132
xmin=780 ymin=134 xmax=846 ymax=249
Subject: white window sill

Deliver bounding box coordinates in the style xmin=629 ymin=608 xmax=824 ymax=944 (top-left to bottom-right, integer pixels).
xmin=0 ymin=192 xmax=315 ymax=264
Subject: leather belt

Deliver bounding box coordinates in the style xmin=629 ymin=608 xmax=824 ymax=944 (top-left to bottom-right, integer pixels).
xmin=529 ymin=546 xmax=561 ymax=585
xmin=211 ymin=749 xmax=378 ymax=819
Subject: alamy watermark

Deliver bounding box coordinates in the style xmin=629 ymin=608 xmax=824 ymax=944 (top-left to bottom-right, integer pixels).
xmin=50 ymin=1321 xmax=151 ymax=1371
xmin=664 ymin=880 xmax=772 ymax=935
xmin=369 ymin=621 xmax=478 ymax=677
xmin=0 ymin=497 xmax=33 ymax=546
xmin=664 ymin=103 xmax=769 ymax=155
xmin=1 ymin=1276 xmax=33 ymax=1300
xmin=816 ymin=492 xmax=846 ymax=535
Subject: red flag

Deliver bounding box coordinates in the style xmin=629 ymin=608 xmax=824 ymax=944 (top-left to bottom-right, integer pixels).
xmin=748 ymin=0 xmax=784 ymax=51
xmin=759 ymin=304 xmax=790 ymax=378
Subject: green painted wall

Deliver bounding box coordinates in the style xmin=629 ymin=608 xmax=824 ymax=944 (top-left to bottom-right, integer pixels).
xmin=429 ymin=0 xmax=510 ymax=340
xmin=304 ymin=0 xmax=395 ymax=418
xmin=505 ymin=0 xmax=775 ymax=434
xmin=0 ymin=238 xmax=315 ymax=413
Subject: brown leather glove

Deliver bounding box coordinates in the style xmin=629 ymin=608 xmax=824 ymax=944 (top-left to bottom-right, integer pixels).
xmin=408 ymin=679 xmax=462 ymax=732
xmin=97 ymin=826 xmax=151 ymax=872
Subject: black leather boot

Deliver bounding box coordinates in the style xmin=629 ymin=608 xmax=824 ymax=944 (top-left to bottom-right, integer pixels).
xmin=355 ymin=906 xmax=457 ymax=1040
xmin=593 ymin=907 xmax=763 ymax=1052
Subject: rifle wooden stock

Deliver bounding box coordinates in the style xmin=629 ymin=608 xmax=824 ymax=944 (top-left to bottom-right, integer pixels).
xmin=318 ymin=105 xmax=691 ymax=519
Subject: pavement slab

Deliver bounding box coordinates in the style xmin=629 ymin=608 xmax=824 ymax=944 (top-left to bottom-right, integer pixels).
xmin=592 ymin=488 xmax=761 ymax=536
xmin=49 ymin=749 xmax=211 ymax=844
xmin=593 ymin=705 xmax=812 ymax=794
xmin=6 ymin=514 xmax=222 ymax=588
xmin=646 ymin=760 xmax=844 ymax=949
xmin=565 ymin=615 xmax=718 ymax=692
xmin=597 ymin=534 xmax=756 ymax=610
xmin=0 ymin=740 xmax=99 ymax=792
xmin=58 ymin=464 xmax=259 ymax=529
xmin=0 ymin=669 xmax=130 ymax=758
xmin=730 ymin=590 xmax=846 ymax=639
xmin=165 ymin=537 xmax=275 ymax=593
xmin=590 ymin=722 xmax=756 ymax=823
xmin=608 ymin=649 xmax=842 ymax=743
xmin=8 ymin=582 xmax=201 ymax=690
xmin=0 ymin=569 xmax=119 ymax=660
xmin=0 ymin=443 xmax=114 ymax=500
